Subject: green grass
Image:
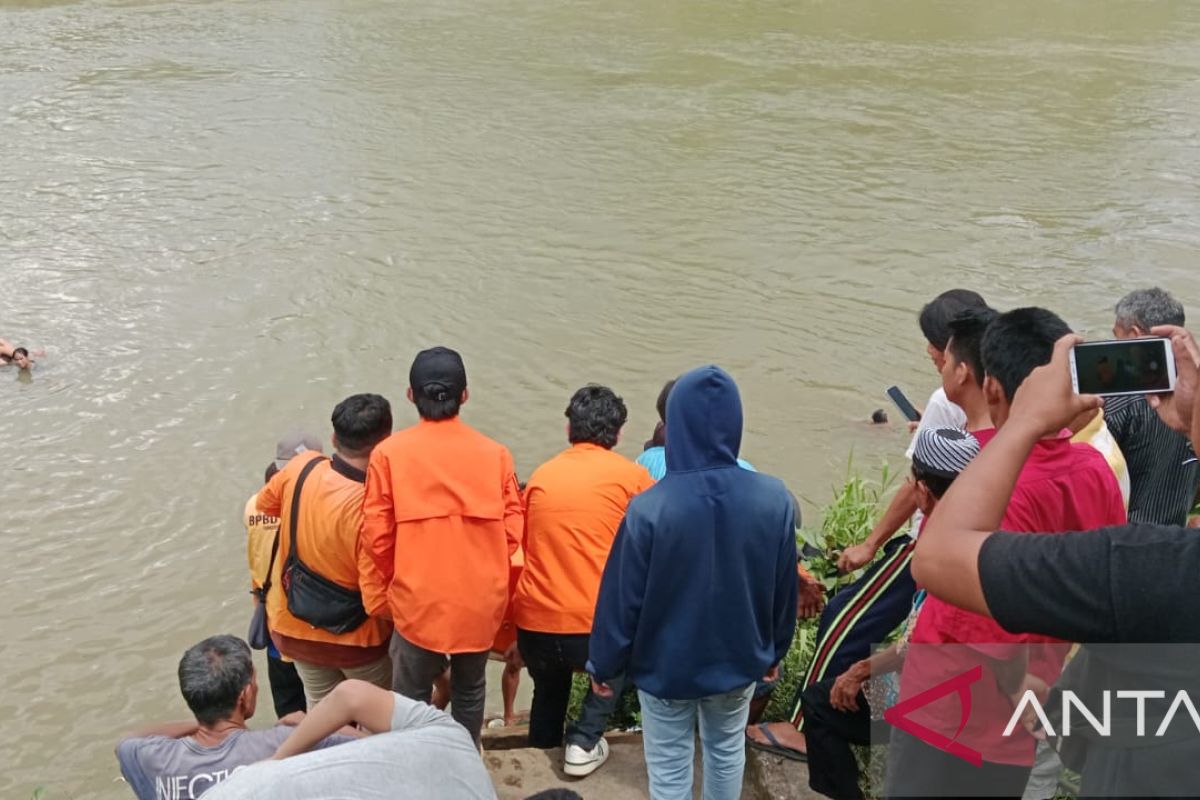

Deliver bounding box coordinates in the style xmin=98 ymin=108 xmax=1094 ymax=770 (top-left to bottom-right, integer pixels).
xmin=798 ymin=458 xmax=896 ymax=592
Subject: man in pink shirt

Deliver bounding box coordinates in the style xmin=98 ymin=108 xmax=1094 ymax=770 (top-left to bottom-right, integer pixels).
xmin=886 ymin=308 xmax=1127 ymax=798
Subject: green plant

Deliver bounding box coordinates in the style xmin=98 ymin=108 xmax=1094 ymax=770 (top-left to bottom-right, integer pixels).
xmin=798 ymin=458 xmax=896 ymax=592
xmin=762 ymin=460 xmax=896 ymax=723
xmin=566 ymin=672 xmax=642 ymax=731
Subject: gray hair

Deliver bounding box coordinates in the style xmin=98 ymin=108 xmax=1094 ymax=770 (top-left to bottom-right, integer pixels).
xmin=177 ymin=635 xmax=253 ymax=725
xmin=1115 ymin=287 xmax=1185 ymax=331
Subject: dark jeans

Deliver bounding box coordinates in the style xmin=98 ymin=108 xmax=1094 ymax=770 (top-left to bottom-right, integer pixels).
xmin=390 ymin=632 xmax=489 ymax=746
xmin=517 ymin=628 xmax=627 ymax=750
xmin=885 ymin=728 xmax=1031 ymax=798
xmin=267 ymin=653 xmax=306 ymax=718
xmin=803 ymin=677 xmax=885 ymax=800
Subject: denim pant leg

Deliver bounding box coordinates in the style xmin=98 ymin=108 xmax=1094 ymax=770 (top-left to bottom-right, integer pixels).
xmin=518 ymin=629 xmax=575 ymax=749
xmin=639 ymin=690 xmax=698 ymax=800
xmin=697 ymin=684 xmax=755 ymax=800
xmin=561 ymin=633 xmax=623 ymax=750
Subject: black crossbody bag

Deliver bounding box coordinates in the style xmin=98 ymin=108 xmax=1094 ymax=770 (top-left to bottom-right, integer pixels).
xmin=281 ymin=456 xmax=370 ymax=635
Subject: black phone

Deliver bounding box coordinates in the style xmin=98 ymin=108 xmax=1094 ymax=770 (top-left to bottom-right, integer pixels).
xmin=886 ymin=386 xmax=922 ymax=422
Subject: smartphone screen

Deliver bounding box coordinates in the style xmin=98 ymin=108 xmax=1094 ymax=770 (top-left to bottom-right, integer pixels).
xmin=1072 ymin=338 xmax=1175 ymax=396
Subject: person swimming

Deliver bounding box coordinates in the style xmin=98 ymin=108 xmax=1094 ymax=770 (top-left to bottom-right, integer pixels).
xmin=11 ymin=348 xmax=33 ymax=370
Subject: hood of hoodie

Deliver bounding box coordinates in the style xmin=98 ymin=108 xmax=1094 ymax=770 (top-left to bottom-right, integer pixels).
xmin=664 ymin=365 xmax=743 ymax=472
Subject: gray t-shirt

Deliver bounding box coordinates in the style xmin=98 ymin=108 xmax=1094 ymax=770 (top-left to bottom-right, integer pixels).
xmin=117 ymin=726 xmax=352 ymax=800
xmin=203 ymin=693 xmax=497 ymax=800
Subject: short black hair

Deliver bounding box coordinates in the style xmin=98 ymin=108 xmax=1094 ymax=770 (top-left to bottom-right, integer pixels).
xmin=981 ymin=307 xmax=1072 ymax=402
xmin=918 ymin=290 xmax=989 ymax=351
xmin=264 ymin=462 xmax=278 ymax=484
xmin=12 ymin=347 xmax=28 ymax=358
xmin=332 ymin=393 xmax=393 ymax=455
xmin=911 ymin=463 xmax=955 ymax=500
xmin=523 ymin=791 xmax=583 ymax=800
xmin=565 ymin=385 xmax=628 ymax=449
xmin=946 ymin=307 xmax=1000 ymax=387
xmin=414 ymin=391 xmax=461 ymax=421
xmin=178 ymin=635 xmax=254 ymax=726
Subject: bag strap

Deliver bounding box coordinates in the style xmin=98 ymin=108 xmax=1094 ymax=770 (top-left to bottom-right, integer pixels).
xmin=257 ymin=528 xmax=282 ymax=602
xmin=287 ymin=455 xmax=329 ymax=571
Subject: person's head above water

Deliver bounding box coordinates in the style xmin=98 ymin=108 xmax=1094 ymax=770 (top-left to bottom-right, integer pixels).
xmin=918 ymin=289 xmax=989 ymax=371
xmin=981 ymin=307 xmax=1072 ymax=427
xmin=331 ymin=393 xmax=392 ymax=460
xmin=565 ymin=385 xmax=627 ymax=450
xmin=12 ymin=348 xmax=31 ymax=369
xmin=664 ymin=365 xmax=743 ymax=472
xmin=178 ymin=635 xmax=257 ymax=728
xmin=910 ymin=427 xmax=981 ymax=515
xmin=407 ymin=346 xmax=468 ymax=421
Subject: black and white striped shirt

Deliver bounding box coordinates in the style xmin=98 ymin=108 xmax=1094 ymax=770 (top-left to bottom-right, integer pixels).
xmin=1105 ymin=396 xmax=1199 ymax=526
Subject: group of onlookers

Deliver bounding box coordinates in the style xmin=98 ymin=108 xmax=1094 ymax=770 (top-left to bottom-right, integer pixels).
xmin=114 ymin=286 xmax=1200 ymax=800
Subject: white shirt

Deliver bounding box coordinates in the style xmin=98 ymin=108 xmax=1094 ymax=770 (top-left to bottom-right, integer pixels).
xmin=906 ymin=388 xmax=967 ymax=535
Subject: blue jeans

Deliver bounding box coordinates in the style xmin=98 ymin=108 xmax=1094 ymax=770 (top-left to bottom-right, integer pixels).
xmin=639 ymin=684 xmax=756 ymax=800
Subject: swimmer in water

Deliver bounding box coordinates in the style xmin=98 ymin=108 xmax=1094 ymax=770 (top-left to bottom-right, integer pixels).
xmin=1 ymin=339 xmax=45 ymax=367
xmin=11 ymin=348 xmax=33 ymax=370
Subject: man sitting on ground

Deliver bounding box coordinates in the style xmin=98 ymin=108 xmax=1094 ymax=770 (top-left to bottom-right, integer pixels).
xmin=115 ymin=635 xmax=354 ymax=800
xmin=202 ymin=679 xmax=496 ymax=800
xmin=803 ymin=428 xmax=981 ymax=800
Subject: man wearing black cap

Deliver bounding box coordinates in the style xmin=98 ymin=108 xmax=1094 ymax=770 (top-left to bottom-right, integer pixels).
xmin=360 ymin=346 xmax=523 ymax=746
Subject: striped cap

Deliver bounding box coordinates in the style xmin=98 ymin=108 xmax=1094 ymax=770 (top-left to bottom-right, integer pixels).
xmin=911 ymin=428 xmax=980 ymax=480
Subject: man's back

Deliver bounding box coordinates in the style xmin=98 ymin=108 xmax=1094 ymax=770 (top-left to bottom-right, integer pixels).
xmin=117 ymin=727 xmax=349 ymax=800
xmin=588 ymin=366 xmax=798 ymax=700
xmin=258 ymin=452 xmax=391 ymax=651
xmin=201 ymin=694 xmax=495 ymax=800
xmin=516 ymin=443 xmax=653 ymax=634
xmin=361 ymin=417 xmax=522 ymax=654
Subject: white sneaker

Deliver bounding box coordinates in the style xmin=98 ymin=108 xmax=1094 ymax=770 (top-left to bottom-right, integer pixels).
xmin=563 ymin=737 xmax=610 ymax=777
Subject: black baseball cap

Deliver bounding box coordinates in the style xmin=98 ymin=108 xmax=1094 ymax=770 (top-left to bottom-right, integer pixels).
xmin=409 ymin=346 xmax=467 ymax=401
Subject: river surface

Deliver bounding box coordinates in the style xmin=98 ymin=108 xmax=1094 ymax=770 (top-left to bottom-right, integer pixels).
xmin=4 ymin=0 xmax=1200 ymax=794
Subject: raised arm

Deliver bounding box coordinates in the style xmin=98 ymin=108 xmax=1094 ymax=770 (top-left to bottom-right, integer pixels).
xmin=912 ymin=335 xmax=1101 ymax=617
xmin=257 ymin=465 xmax=287 ymax=518
xmin=1148 ymin=326 xmax=1200 ymax=449
xmin=273 ymin=680 xmax=395 ymax=760
xmin=359 ymin=452 xmax=396 ymax=617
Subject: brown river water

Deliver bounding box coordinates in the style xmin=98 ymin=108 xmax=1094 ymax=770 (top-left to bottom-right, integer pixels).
xmin=3 ymin=0 xmax=1200 ymax=795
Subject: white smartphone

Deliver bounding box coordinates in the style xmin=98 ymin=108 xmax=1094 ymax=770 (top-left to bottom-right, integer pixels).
xmin=1069 ymin=338 xmax=1176 ymax=397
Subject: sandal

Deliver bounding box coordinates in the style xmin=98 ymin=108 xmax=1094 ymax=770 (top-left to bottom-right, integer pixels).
xmin=745 ymin=723 xmax=808 ymax=762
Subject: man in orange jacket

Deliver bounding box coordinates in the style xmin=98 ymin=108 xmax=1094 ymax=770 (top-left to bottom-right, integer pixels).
xmin=259 ymin=395 xmax=395 ymax=709
xmin=360 ymin=347 xmax=523 ymax=745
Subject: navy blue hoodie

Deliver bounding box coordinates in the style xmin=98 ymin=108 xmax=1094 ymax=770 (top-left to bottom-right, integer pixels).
xmin=587 ymin=366 xmax=798 ymax=699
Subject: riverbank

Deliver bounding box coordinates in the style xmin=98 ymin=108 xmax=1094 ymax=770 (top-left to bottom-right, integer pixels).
xmin=483 ymin=728 xmax=822 ymax=799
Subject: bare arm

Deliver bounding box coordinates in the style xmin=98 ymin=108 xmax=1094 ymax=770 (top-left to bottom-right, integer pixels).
xmin=273 ymin=680 xmax=395 ymax=760
xmin=912 ymin=336 xmax=1101 ymax=617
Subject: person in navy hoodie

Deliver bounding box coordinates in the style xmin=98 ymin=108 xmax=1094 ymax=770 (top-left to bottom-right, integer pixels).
xmin=588 ymin=365 xmax=799 ymax=800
